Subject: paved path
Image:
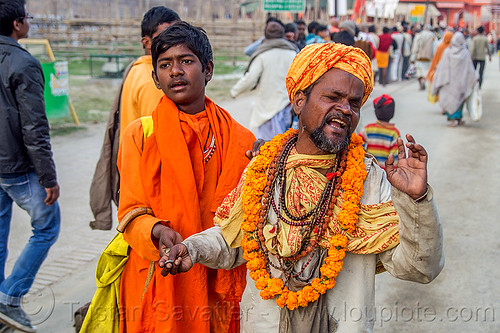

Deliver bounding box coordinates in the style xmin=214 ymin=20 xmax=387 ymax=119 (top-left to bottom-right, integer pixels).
xmin=5 ymin=58 xmax=500 ymax=332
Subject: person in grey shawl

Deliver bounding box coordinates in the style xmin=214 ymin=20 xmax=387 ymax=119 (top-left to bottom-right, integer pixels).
xmin=432 ymin=32 xmax=478 ymax=127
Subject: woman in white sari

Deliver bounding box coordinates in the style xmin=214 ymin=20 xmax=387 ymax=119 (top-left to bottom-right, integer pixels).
xmin=432 ymin=32 xmax=478 ymax=127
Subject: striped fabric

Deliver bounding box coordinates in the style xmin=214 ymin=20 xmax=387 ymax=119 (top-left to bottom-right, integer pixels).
xmin=359 ymin=121 xmax=400 ymax=169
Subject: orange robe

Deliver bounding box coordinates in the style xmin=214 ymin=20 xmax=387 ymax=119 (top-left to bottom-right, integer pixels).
xmin=119 ymin=55 xmax=165 ymax=141
xmin=117 ymin=96 xmax=255 ymax=333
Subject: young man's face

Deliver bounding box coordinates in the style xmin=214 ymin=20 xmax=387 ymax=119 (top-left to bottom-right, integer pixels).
xmin=152 ymin=44 xmax=213 ymax=114
xmin=17 ymin=16 xmax=30 ymax=39
xmin=294 ymin=68 xmax=365 ymax=155
xmin=318 ymin=29 xmax=329 ymax=40
xmin=296 ymin=24 xmax=306 ymax=40
xmin=13 ymin=6 xmax=30 ymax=40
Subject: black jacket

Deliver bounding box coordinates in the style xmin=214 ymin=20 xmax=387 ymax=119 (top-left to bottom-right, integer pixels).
xmin=0 ymin=35 xmax=57 ymax=188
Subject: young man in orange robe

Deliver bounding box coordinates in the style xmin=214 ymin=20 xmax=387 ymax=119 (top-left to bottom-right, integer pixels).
xmin=117 ymin=22 xmax=255 ymax=332
xmin=89 ymin=6 xmax=180 ymax=230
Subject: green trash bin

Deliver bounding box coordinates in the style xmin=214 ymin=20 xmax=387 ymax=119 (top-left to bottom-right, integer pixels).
xmin=41 ymin=61 xmax=70 ymax=119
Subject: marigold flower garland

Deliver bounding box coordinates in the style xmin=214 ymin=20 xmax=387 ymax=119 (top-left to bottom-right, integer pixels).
xmin=241 ymin=129 xmax=367 ymax=310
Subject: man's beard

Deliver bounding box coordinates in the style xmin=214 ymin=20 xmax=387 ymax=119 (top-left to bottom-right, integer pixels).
xmin=309 ymin=115 xmax=351 ymax=153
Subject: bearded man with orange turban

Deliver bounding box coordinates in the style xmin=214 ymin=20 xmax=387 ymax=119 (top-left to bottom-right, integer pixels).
xmin=162 ymin=43 xmax=444 ymax=332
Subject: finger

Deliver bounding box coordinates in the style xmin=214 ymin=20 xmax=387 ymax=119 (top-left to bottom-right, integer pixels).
xmin=169 ymin=257 xmax=181 ymax=275
xmin=408 ymin=143 xmax=428 ymax=162
xmin=245 ymin=150 xmax=253 ymax=160
xmin=44 ymin=191 xmax=55 ymax=206
xmin=160 ymin=245 xmax=182 ymax=276
xmin=385 ymin=153 xmax=395 ymax=175
xmin=397 ymin=137 xmax=406 ymax=161
xmin=158 ymin=246 xmax=170 ymax=263
xmin=405 ymin=133 xmax=415 ymax=143
xmin=162 ymin=232 xmax=175 ymax=249
xmin=404 ymin=134 xmax=428 ymax=161
xmin=158 ymin=246 xmax=172 ymax=268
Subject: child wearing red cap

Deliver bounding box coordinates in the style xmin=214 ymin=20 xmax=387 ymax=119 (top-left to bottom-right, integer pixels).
xmin=359 ymin=94 xmax=400 ymax=169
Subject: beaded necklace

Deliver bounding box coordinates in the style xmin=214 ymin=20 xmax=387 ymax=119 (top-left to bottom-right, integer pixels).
xmin=241 ymin=129 xmax=367 ymax=310
xmin=203 ymin=124 xmax=216 ymax=164
xmin=258 ymin=135 xmax=347 ymax=278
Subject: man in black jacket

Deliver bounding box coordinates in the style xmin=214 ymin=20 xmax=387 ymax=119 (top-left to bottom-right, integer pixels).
xmin=0 ymin=1 xmax=60 ymax=332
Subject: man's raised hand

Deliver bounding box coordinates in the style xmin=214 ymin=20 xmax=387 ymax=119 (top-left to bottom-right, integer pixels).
xmin=385 ymin=134 xmax=428 ymax=200
xmin=158 ymin=243 xmax=193 ymax=276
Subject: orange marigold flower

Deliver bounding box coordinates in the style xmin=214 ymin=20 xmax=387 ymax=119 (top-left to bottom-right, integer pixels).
xmin=286 ymin=292 xmax=299 ymax=310
xmin=260 ymin=287 xmax=276 ymax=300
xmin=255 ymin=276 xmax=268 ymax=290
xmin=327 ymin=248 xmax=346 ymax=261
xmin=267 ymin=278 xmax=284 ymax=293
xmin=276 ymin=289 xmax=290 ymax=308
xmin=297 ymin=290 xmax=309 ymax=307
xmin=249 ymin=269 xmax=268 ymax=281
xmin=246 ymin=256 xmax=265 ymax=271
xmin=324 ymin=278 xmax=336 ymax=289
xmin=312 ymin=278 xmax=328 ymax=294
xmin=330 ymin=234 xmax=348 ymax=248
xmin=242 ymin=238 xmax=259 ymax=252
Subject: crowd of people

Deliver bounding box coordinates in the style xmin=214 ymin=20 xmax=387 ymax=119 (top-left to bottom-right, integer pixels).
xmin=238 ymin=17 xmax=493 ymax=131
xmin=2 ymin=0 xmax=496 ymax=332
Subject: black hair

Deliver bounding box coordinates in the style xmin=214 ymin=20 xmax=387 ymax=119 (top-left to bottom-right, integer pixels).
xmin=0 ymin=0 xmax=25 ymax=36
xmin=308 ymin=21 xmax=319 ymax=34
xmin=141 ymin=6 xmax=180 ymax=38
xmin=477 ymin=26 xmax=484 ymax=34
xmin=368 ymin=25 xmax=376 ymax=33
xmin=316 ymin=24 xmax=327 ymax=33
xmin=266 ymin=16 xmax=284 ymax=27
xmin=294 ymin=19 xmax=306 ymax=26
xmin=332 ymin=30 xmax=355 ymax=46
xmin=151 ymin=21 xmax=213 ymax=73
xmin=285 ymin=23 xmax=298 ymax=34
xmin=383 ymin=27 xmax=390 ymax=34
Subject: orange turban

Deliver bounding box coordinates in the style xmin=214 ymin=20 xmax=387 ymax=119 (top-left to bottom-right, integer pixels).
xmin=286 ymin=42 xmax=373 ymax=105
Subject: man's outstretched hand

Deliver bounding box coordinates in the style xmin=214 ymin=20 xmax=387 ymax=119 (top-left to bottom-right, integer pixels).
xmin=385 ymin=134 xmax=428 ymax=200
xmin=158 ymin=243 xmax=193 ymax=276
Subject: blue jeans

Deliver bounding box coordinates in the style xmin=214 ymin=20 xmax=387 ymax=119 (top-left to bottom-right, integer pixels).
xmin=0 ymin=172 xmax=60 ymax=306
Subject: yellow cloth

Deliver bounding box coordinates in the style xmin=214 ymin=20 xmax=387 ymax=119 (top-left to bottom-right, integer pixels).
xmin=119 ymin=55 xmax=164 ymax=141
xmin=79 ymin=233 xmax=129 ymax=333
xmin=286 ymin=42 xmax=374 ymax=106
xmin=376 ymin=51 xmax=389 ymax=69
xmin=215 ymin=150 xmax=399 ymax=256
